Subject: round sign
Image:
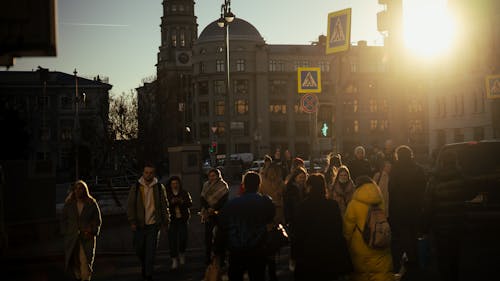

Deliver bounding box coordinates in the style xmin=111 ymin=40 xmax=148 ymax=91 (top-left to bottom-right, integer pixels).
xmin=300 ymin=93 xmax=319 ymax=113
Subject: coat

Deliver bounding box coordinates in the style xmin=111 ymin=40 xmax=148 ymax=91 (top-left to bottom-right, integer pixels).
xmin=343 ymin=182 xmax=394 ymax=281
xmin=127 ymin=181 xmax=170 ymax=228
xmin=61 ymin=198 xmax=102 ymax=271
xmin=166 ymin=188 xmax=193 ymax=222
xmin=292 ymin=196 xmax=352 ymax=280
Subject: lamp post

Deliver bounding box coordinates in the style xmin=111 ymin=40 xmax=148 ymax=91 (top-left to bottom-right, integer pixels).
xmin=73 ymin=69 xmax=85 ymax=181
xmin=217 ymin=0 xmax=235 ymax=157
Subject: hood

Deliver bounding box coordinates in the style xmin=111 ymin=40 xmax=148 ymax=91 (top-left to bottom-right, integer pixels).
xmin=352 ymin=183 xmax=382 ymax=205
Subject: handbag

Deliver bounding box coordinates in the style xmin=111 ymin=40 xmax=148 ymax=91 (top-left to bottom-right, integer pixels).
xmin=203 ymin=258 xmax=222 ymax=281
xmin=261 ymin=223 xmax=289 ymax=256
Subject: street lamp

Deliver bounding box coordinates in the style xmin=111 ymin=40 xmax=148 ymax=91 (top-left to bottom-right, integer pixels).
xmin=73 ymin=69 xmax=86 ymax=181
xmin=218 ymin=0 xmax=235 ymax=157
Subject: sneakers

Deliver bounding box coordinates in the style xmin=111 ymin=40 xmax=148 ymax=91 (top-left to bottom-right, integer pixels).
xmin=171 ymin=258 xmax=179 ymax=270
xmin=179 ymin=253 xmax=185 ymax=265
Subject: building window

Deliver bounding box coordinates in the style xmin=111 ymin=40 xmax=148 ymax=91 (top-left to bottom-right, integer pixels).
xmin=269 ymin=101 xmax=287 ymax=114
xmin=215 ymin=101 xmax=225 ymax=116
xmin=269 ymin=60 xmax=285 ymax=72
xmin=236 ymin=59 xmax=245 ymax=72
xmin=171 ymin=33 xmax=177 ymax=47
xmin=60 ymin=96 xmax=72 ymax=110
xmin=353 ymin=99 xmax=358 ymax=113
xmin=354 ymin=120 xmax=359 ymax=133
xmin=295 ymin=121 xmax=310 ymax=136
xmin=369 ymin=98 xmax=378 ymax=112
xmin=270 ymin=121 xmax=287 ymax=137
xmin=216 ymin=60 xmax=225 ymax=72
xmin=171 ymin=5 xmax=177 ymax=12
xmin=217 ymin=45 xmax=224 ymax=53
xmin=216 ymin=121 xmax=225 ymax=136
xmin=180 ymin=31 xmax=185 ymax=47
xmin=270 ymin=80 xmax=287 ymax=95
xmin=409 ymin=98 xmax=423 ymax=113
xmin=294 ymin=103 xmax=306 ymax=114
xmin=293 ymin=61 xmax=300 ymax=70
xmin=370 ymin=120 xmax=378 ymax=131
xmin=198 ymin=81 xmax=208 ymax=95
xmin=199 ymin=102 xmax=209 ymax=116
xmin=36 ymin=151 xmax=50 ymax=161
xmin=234 ymin=99 xmax=248 ymax=115
xmin=437 ymin=96 xmax=447 ymax=117
xmin=234 ymin=80 xmax=248 ymax=95
xmin=214 ymin=80 xmax=225 ymax=95
xmin=199 ymin=62 xmax=206 ymax=73
xmin=319 ymin=61 xmax=330 ymax=72
xmin=381 ymin=99 xmax=388 ymax=112
xmin=409 ymin=119 xmax=423 ymax=134
xmin=60 ymin=127 xmax=72 ymax=142
xmin=200 ymin=122 xmax=209 ymax=138
xmin=380 ymin=120 xmax=389 ymax=131
xmin=454 ymin=128 xmax=464 ymax=142
xmin=351 ymin=63 xmax=358 ymax=72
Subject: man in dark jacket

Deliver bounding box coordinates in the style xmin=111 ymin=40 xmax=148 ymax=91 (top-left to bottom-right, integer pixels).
xmin=388 ymin=145 xmax=426 ymax=277
xmin=215 ymin=171 xmax=275 ymax=281
xmin=127 ymin=162 xmax=170 ymax=281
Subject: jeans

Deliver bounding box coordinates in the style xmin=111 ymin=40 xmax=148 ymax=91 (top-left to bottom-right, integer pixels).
xmin=168 ymin=220 xmax=188 ymax=258
xmin=134 ymin=224 xmax=159 ymax=278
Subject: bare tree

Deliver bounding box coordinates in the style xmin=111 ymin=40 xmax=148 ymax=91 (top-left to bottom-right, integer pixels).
xmin=109 ymin=90 xmax=138 ymax=140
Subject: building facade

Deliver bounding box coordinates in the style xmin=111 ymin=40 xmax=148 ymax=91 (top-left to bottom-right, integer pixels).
xmin=0 ymin=69 xmax=112 ymax=182
xmin=427 ymin=0 xmax=500 ymax=154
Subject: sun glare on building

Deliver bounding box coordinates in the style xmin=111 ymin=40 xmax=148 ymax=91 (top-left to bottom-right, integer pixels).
xmin=403 ymin=0 xmax=456 ymax=58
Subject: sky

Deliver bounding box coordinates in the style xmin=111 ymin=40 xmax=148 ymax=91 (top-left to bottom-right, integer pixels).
xmin=8 ymin=0 xmax=384 ymax=96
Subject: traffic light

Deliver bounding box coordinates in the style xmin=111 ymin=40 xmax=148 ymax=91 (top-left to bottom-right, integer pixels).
xmin=318 ymin=104 xmax=333 ymax=137
xmin=320 ymin=121 xmax=331 ymax=137
xmin=209 ymin=141 xmax=217 ymax=153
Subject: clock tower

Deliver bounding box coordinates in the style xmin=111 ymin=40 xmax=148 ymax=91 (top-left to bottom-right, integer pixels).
xmin=156 ymin=0 xmax=197 ymax=150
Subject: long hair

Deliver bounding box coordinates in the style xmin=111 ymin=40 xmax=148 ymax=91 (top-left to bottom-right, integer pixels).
xmin=266 ymin=163 xmax=284 ymax=184
xmin=287 ymin=166 xmax=307 ymax=185
xmin=306 ymin=173 xmax=327 ymax=199
xmin=65 ymin=180 xmax=95 ymax=203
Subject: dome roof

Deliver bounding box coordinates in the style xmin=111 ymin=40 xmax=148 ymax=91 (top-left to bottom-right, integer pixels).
xmin=197 ymin=18 xmax=264 ymax=44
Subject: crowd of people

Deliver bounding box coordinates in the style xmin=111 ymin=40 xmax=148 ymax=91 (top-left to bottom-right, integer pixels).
xmin=60 ymin=140 xmax=465 ymax=281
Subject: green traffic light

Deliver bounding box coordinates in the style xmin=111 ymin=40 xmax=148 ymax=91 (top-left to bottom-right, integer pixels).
xmin=321 ymin=122 xmax=329 ymax=137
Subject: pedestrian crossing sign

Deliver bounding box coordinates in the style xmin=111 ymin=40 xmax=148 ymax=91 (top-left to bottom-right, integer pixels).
xmin=326 ymin=8 xmax=351 ymax=54
xmin=485 ymin=74 xmax=500 ymax=99
xmin=297 ymin=67 xmax=321 ymax=93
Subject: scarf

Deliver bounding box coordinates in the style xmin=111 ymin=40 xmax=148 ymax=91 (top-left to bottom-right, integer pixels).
xmin=201 ymin=179 xmax=229 ymax=207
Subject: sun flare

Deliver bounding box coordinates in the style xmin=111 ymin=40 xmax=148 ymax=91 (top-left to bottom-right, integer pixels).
xmin=403 ymin=0 xmax=456 ymax=58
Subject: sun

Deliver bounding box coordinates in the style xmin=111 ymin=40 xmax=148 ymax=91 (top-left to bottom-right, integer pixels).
xmin=403 ymin=0 xmax=456 ymax=58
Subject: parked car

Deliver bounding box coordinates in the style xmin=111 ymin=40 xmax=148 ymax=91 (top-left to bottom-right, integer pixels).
xmin=248 ymin=160 xmax=264 ymax=172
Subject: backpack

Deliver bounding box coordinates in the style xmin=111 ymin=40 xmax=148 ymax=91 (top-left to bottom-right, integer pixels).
xmin=359 ymin=204 xmax=391 ymax=249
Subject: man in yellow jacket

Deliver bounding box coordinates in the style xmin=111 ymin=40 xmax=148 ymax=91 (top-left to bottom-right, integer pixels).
xmin=343 ymin=176 xmax=394 ymax=281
